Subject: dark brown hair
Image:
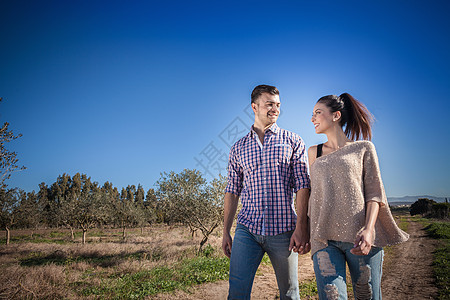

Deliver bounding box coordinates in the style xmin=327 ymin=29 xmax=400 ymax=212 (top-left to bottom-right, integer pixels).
xmin=317 ymin=93 xmax=374 ymax=140
xmin=251 ymin=85 xmax=279 ymax=104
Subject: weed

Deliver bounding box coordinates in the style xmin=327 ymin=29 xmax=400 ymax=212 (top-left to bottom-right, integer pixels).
xmin=202 ymin=244 xmax=215 ymax=257
xmin=261 ymin=253 xmax=271 ymax=265
xmin=299 ymin=279 xmax=318 ymax=297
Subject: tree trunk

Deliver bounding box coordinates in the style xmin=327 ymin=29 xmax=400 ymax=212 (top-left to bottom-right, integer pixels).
xmin=5 ymin=227 xmax=10 ymax=245
xmin=70 ymin=226 xmax=74 ymax=240
xmin=122 ymin=226 xmax=126 ymax=240
xmin=199 ymin=235 xmax=208 ymax=252
xmin=198 ymin=223 xmax=219 ymax=252
xmin=82 ymin=229 xmax=87 ymax=244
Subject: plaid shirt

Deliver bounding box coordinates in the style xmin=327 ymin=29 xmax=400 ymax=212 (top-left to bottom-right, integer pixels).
xmin=225 ymin=123 xmax=310 ymax=236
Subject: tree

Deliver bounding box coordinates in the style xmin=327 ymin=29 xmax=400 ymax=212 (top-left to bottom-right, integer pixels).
xmin=74 ymin=175 xmax=109 ymax=244
xmin=156 ymin=169 xmax=226 ymax=251
xmin=0 ymin=98 xmax=26 ymax=187
xmin=156 ymin=169 xmax=206 ymax=227
xmin=37 ymin=183 xmax=52 ymax=228
xmin=135 ymin=184 xmax=145 ymax=206
xmin=0 ymin=187 xmax=20 ymax=245
xmin=112 ymin=186 xmax=145 ymax=239
xmin=145 ymin=188 xmax=162 ymax=223
xmin=49 ymin=174 xmax=78 ymax=239
xmin=199 ymin=174 xmax=227 ymax=250
xmin=15 ymin=191 xmax=40 ymax=235
xmin=144 ymin=188 xmax=158 ymax=224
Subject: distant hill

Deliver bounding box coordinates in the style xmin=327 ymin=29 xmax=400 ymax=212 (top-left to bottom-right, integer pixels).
xmin=387 ymin=195 xmax=449 ymax=206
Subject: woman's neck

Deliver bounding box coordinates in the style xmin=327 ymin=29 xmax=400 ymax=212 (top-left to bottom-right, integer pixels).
xmin=325 ymin=127 xmax=352 ymax=150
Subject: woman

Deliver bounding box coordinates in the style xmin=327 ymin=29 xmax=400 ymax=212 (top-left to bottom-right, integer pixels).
xmin=308 ymin=93 xmax=409 ymax=300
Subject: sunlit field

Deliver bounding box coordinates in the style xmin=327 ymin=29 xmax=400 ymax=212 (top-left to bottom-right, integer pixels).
xmin=1 ymin=209 xmax=448 ymax=300
xmin=0 ymin=225 xmax=227 ymax=299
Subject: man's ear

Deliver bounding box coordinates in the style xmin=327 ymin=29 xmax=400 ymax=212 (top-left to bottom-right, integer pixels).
xmin=251 ymin=102 xmax=258 ymax=113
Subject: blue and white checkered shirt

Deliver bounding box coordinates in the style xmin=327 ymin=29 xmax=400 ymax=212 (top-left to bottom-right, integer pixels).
xmin=225 ymin=123 xmax=310 ymax=236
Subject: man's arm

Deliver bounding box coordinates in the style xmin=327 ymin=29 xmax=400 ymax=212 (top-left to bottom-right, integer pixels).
xmin=222 ymin=192 xmax=239 ymax=258
xmin=289 ymin=188 xmax=310 ymax=254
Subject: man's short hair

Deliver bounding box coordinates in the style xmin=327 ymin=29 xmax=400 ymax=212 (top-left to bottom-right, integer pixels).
xmin=251 ymin=85 xmax=279 ymax=104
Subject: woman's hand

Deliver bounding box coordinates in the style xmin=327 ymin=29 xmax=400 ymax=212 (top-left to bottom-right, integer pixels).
xmin=350 ymin=228 xmax=374 ymax=255
xmin=351 ymin=201 xmax=380 ymax=255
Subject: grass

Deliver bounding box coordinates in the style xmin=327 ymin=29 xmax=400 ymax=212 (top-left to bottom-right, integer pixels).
xmin=299 ymin=279 xmax=318 ymax=298
xmin=423 ymin=221 xmax=450 ymax=300
xmin=77 ymin=255 xmax=230 ymax=299
xmin=0 ymin=225 xmax=228 ymax=299
xmin=423 ymin=222 xmax=450 ymax=239
xmin=397 ymin=216 xmax=409 ymax=232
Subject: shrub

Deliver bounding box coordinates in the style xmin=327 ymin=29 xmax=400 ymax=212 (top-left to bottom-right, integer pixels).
xmin=410 ymin=198 xmax=435 ymax=216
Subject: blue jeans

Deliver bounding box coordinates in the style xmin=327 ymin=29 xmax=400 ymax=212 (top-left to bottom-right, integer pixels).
xmin=228 ymin=224 xmax=299 ymax=300
xmin=312 ymin=240 xmax=384 ymax=300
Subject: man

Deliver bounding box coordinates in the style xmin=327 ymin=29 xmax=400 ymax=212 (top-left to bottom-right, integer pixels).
xmin=222 ymin=84 xmax=311 ymax=300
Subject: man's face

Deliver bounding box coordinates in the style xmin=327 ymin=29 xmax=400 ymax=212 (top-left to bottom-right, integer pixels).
xmin=252 ymin=92 xmax=281 ymax=127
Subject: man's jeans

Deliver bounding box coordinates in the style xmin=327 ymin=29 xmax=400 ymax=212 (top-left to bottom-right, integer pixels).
xmin=312 ymin=240 xmax=384 ymax=300
xmin=228 ymin=224 xmax=300 ymax=300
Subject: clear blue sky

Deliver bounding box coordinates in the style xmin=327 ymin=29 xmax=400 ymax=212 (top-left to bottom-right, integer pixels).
xmin=1 ymin=0 xmax=449 ymax=197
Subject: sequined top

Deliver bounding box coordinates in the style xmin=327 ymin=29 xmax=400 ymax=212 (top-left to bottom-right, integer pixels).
xmin=308 ymin=140 xmax=409 ymax=256
xmin=225 ymin=123 xmax=310 ymax=236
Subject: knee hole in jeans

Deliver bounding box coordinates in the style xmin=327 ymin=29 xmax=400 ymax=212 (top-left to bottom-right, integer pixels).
xmin=353 ymin=263 xmax=372 ymax=300
xmin=316 ymin=251 xmax=337 ymax=277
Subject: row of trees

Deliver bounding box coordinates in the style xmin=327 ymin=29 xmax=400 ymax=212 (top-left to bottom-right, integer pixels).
xmin=2 ymin=97 xmax=227 ymax=250
xmin=1 ymin=170 xmax=227 ymax=250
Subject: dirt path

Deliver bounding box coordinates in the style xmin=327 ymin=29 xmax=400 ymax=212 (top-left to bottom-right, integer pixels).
xmin=381 ymin=218 xmax=438 ymax=300
xmin=152 ymin=218 xmax=438 ymax=299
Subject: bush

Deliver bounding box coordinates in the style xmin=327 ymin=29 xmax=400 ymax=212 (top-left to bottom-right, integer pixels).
xmin=430 ymin=203 xmax=450 ymax=219
xmin=410 ymin=198 xmax=436 ymax=216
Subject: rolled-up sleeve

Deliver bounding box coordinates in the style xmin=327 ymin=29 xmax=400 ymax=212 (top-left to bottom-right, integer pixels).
xmin=225 ymin=145 xmax=243 ymax=196
xmin=292 ymin=137 xmax=311 ymax=192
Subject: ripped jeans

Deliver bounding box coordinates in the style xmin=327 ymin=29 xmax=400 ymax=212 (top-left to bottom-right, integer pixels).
xmin=312 ymin=240 xmax=384 ymax=300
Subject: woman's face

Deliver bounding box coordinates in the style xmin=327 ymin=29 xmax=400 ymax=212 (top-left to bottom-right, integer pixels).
xmin=311 ymin=102 xmax=336 ymax=134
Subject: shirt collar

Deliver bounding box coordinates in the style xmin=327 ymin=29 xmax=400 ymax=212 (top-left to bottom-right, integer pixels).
xmin=250 ymin=123 xmax=280 ymax=137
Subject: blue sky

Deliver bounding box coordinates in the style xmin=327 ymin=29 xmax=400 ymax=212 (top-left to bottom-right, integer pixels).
xmin=1 ymin=0 xmax=449 ymax=197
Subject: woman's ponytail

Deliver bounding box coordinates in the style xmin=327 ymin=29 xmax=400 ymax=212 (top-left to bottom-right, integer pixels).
xmin=339 ymin=93 xmax=373 ymax=140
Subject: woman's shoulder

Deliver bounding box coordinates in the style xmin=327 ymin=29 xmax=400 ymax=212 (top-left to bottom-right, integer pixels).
xmin=351 ymin=140 xmax=376 ymax=151
xmin=308 ymin=145 xmax=319 ymax=165
xmin=308 ymin=144 xmax=318 ymax=152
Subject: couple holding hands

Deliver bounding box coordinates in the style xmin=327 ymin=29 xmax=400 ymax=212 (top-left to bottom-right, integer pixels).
xmin=222 ymin=85 xmax=409 ymax=300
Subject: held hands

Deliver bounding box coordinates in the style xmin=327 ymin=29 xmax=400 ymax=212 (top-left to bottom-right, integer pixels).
xmin=289 ymin=226 xmax=311 ymax=255
xmin=222 ymin=233 xmax=233 ymax=258
xmin=350 ymin=227 xmax=374 ymax=256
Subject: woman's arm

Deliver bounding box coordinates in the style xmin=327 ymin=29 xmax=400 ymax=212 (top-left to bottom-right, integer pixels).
xmin=350 ymin=200 xmax=380 ymax=255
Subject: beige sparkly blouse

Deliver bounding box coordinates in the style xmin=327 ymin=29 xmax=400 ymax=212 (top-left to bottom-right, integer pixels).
xmin=308 ymin=140 xmax=409 ymax=256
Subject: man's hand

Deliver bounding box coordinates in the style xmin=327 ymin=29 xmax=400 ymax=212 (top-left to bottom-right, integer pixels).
xmin=289 ymin=226 xmax=310 ymax=255
xmin=350 ymin=228 xmax=374 ymax=256
xmin=222 ymin=232 xmax=233 ymax=258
